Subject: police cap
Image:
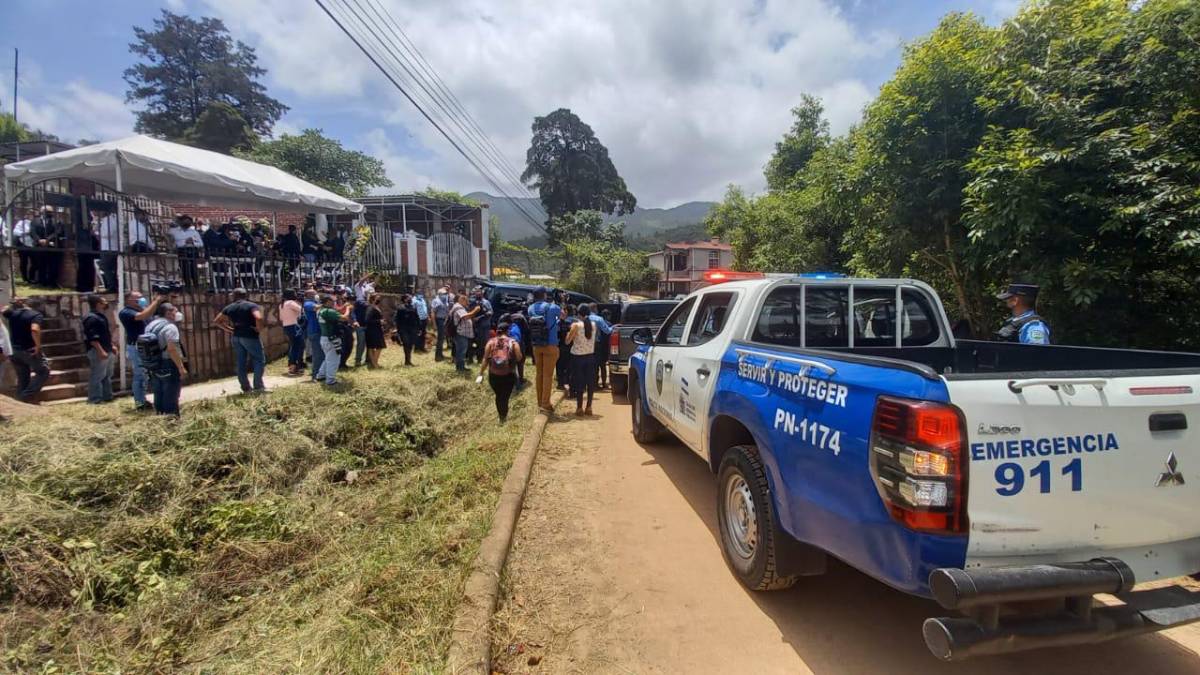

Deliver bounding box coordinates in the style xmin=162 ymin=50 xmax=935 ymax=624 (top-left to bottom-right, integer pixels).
xmin=996 ymin=283 xmax=1039 ymax=301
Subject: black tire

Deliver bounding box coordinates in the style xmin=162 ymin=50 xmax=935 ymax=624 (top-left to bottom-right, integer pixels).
xmin=716 ymin=445 xmax=798 ymax=591
xmin=610 ymin=373 xmax=628 ymax=397
xmin=629 ymin=378 xmax=662 ymax=443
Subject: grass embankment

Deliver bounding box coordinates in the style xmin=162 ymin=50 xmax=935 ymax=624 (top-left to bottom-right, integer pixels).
xmin=0 ymin=349 xmax=532 ymax=673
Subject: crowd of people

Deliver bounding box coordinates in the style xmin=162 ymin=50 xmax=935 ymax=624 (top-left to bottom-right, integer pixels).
xmin=3 ymin=270 xmax=615 ymax=424
xmin=432 ymin=285 xmax=613 ymax=421
xmin=4 ymin=205 xmax=359 ymax=294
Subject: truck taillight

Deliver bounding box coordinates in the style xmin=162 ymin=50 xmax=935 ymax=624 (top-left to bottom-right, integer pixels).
xmin=869 ymin=397 xmax=968 ymax=535
xmin=609 ymin=328 xmax=621 ymax=356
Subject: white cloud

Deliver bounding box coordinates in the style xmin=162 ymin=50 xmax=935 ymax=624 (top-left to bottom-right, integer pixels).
xmin=199 ymin=0 xmax=893 ymax=205
xmin=199 ymin=0 xmax=375 ymax=98
xmin=0 ymin=65 xmax=134 ymax=142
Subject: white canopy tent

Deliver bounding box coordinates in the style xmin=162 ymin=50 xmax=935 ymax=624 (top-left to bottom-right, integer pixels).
xmin=2 ymin=134 xmax=364 ymax=214
xmin=1 ymin=135 xmax=364 ymax=391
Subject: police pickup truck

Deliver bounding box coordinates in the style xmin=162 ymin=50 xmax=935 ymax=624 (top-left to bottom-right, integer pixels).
xmin=625 ymin=275 xmax=1200 ymax=660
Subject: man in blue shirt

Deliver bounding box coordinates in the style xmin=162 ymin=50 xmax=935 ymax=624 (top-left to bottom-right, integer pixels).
xmin=588 ymin=307 xmax=614 ymax=389
xmin=995 ymin=283 xmax=1051 ymax=345
xmin=506 ymin=316 xmax=526 ymax=390
xmin=528 ymin=287 xmax=561 ymax=412
xmin=303 ymin=289 xmax=324 ymax=379
xmin=413 ymin=291 xmax=429 ymax=352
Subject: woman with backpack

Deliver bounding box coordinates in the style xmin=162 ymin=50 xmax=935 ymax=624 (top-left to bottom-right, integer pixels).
xmin=480 ymin=319 xmax=523 ymax=422
xmin=565 ymin=304 xmax=598 ymax=416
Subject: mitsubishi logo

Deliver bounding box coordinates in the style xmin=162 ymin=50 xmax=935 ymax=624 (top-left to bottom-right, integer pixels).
xmin=1156 ymin=452 xmax=1185 ymax=487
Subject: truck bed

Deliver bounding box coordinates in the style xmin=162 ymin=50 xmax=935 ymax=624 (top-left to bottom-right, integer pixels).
xmin=823 ymin=340 xmax=1200 ymax=378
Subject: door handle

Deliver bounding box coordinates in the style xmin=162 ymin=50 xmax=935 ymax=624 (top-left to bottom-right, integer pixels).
xmin=664 ymin=361 xmax=673 ymax=371
xmin=1149 ymin=412 xmax=1187 ymax=432
xmin=697 ymin=366 xmax=711 ymax=379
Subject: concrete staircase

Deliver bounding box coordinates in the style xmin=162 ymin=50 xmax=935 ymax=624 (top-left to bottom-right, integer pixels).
xmin=35 ymin=316 xmax=92 ymax=402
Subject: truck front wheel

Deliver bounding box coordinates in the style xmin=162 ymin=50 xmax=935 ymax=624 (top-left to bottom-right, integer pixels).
xmin=717 ymin=446 xmax=798 ymax=591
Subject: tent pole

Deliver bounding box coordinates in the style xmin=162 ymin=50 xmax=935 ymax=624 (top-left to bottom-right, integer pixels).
xmin=115 ymin=157 xmax=127 ymax=393
xmin=3 ymin=177 xmax=13 ymax=247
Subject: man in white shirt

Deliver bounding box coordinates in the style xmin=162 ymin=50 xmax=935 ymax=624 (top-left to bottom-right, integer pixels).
xmin=353 ymin=272 xmax=375 ymax=302
xmin=10 ymin=209 xmax=35 ymax=284
xmin=129 ymin=208 xmax=156 ymax=253
xmin=168 ymin=215 xmax=203 ymax=288
xmin=93 ymin=209 xmax=120 ymax=292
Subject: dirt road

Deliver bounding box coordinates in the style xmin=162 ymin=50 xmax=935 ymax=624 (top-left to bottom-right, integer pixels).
xmin=492 ymin=392 xmax=1200 ymax=674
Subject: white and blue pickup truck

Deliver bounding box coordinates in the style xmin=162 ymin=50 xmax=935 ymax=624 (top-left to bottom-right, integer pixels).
xmin=625 ymin=275 xmax=1200 ymax=660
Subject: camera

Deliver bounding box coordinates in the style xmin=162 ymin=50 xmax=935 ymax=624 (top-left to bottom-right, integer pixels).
xmin=152 ymin=279 xmax=185 ymax=295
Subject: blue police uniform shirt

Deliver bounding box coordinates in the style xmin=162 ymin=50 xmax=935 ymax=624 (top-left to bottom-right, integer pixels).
xmin=1016 ymin=310 xmax=1051 ymax=345
xmin=303 ymin=300 xmax=321 ymax=337
xmin=588 ymin=313 xmax=613 ymax=336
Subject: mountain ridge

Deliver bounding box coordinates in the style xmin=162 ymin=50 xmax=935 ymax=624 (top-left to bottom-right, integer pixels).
xmin=467 ymin=191 xmax=716 ymax=242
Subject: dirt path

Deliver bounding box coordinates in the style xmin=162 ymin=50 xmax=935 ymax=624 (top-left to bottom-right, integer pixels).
xmin=492 ymin=392 xmax=1200 ymax=674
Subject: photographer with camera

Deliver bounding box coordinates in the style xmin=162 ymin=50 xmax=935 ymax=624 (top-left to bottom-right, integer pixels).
xmin=118 ymin=291 xmax=167 ymax=410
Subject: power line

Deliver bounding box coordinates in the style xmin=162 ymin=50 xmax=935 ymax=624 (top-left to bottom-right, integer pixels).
xmin=359 ymin=0 xmax=547 ymax=219
xmin=330 ymin=0 xmax=546 ymax=233
xmin=315 ymin=0 xmax=549 ymax=235
xmin=347 ymin=0 xmax=546 ymax=223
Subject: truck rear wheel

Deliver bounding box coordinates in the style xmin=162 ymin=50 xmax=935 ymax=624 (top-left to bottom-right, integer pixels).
xmin=629 ymin=380 xmax=662 ymax=443
xmin=717 ymin=445 xmax=798 ymax=591
xmin=610 ymin=373 xmax=628 ymax=397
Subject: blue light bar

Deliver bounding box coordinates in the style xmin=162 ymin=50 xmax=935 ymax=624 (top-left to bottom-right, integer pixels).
xmin=797 ymin=272 xmax=846 ymax=279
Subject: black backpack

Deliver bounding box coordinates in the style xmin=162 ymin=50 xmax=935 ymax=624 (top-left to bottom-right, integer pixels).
xmin=136 ymin=322 xmax=167 ymax=372
xmin=528 ymin=303 xmax=550 ymax=345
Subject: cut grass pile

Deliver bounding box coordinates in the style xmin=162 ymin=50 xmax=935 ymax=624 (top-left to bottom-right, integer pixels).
xmin=0 ymin=349 xmax=532 ymax=673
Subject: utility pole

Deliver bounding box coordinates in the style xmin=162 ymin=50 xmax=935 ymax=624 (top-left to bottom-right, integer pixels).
xmin=13 ymin=47 xmax=19 ymax=162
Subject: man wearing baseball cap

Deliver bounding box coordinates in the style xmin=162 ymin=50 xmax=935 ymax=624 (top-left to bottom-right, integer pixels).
xmin=994 ymin=283 xmax=1051 ymax=345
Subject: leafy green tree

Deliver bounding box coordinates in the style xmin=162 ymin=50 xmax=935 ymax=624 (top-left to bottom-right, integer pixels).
xmin=961 ymin=0 xmax=1200 ymax=348
xmin=546 ymin=210 xmax=625 ymax=249
xmin=609 ymin=247 xmax=661 ymax=293
xmin=125 ymin=10 xmax=287 ymax=141
xmin=710 ymin=0 xmax=1200 ymax=349
xmin=521 ymin=108 xmax=637 ymax=221
xmin=241 ymin=129 xmax=391 ymax=198
xmin=845 ymin=13 xmax=997 ymax=331
xmin=0 ymin=113 xmax=30 ymax=144
xmin=183 ymin=101 xmax=256 ymax=153
xmin=417 ymin=187 xmax=480 ymax=206
xmin=561 ymin=238 xmax=657 ymax=299
xmin=707 ymin=132 xmax=856 ymax=275
xmin=764 ymin=95 xmax=831 ymax=192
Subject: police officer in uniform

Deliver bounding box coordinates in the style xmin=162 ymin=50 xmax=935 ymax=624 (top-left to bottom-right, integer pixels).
xmin=995 ymin=283 xmax=1051 ymax=345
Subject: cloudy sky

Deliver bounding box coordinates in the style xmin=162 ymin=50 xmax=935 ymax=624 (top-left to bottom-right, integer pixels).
xmin=1 ymin=0 xmax=1019 ymax=207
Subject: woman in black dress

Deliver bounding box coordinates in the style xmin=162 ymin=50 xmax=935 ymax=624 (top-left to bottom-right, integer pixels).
xmin=364 ymin=293 xmax=386 ymax=369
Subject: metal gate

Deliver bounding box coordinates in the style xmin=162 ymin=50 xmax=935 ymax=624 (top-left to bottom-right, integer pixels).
xmin=429 ymin=232 xmax=473 ymax=277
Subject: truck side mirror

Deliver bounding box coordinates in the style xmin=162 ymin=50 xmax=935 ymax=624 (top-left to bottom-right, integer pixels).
xmin=631 ymin=327 xmax=654 ymax=345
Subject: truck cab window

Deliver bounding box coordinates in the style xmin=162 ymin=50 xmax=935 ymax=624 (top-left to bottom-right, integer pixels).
xmin=805 ymin=287 xmax=849 ymax=348
xmin=686 ymin=292 xmax=736 ymax=346
xmin=853 ymin=287 xmax=897 ymax=347
xmin=752 ymin=286 xmax=801 ymax=346
xmin=900 ymin=288 xmax=940 ymax=346
xmin=656 ymin=297 xmax=696 ymax=346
